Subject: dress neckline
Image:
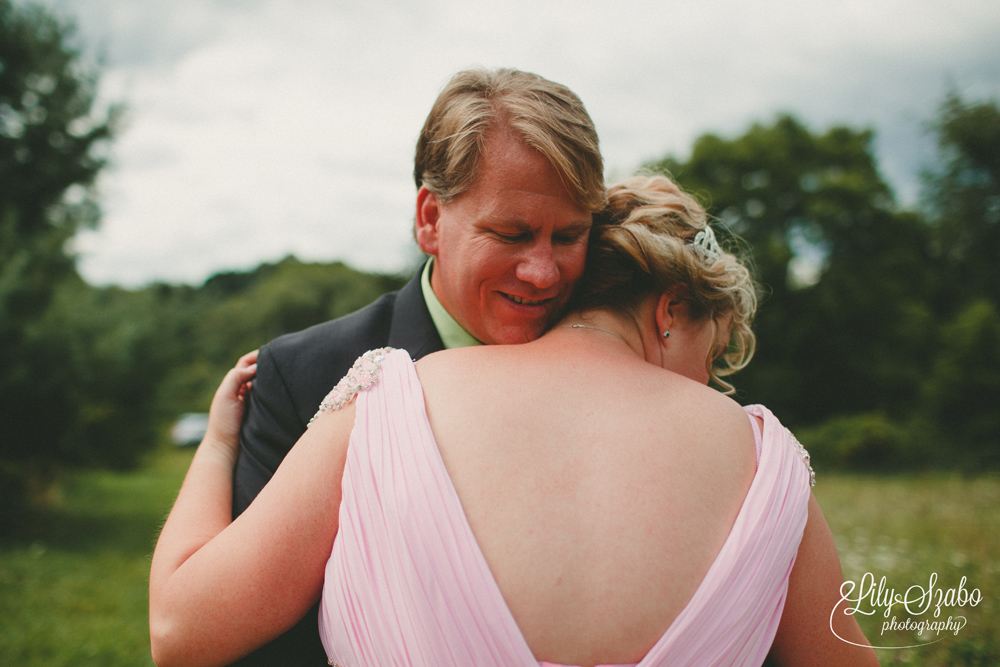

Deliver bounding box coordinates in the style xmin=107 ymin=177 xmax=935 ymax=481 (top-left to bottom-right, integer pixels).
xmin=388 ymin=350 xmax=767 ymax=667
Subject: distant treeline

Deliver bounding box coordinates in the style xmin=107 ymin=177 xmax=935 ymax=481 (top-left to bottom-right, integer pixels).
xmin=0 ymin=254 xmax=405 ymax=532
xmin=28 ymin=92 xmax=1000 ymax=480
xmin=650 ymin=99 xmax=1000 ymax=474
xmin=44 ymin=257 xmax=409 ymax=469
xmin=1 ymin=0 xmax=997 ymax=535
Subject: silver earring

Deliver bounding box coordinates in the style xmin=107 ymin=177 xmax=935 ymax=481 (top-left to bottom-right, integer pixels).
xmin=662 ymin=330 xmax=670 ymax=338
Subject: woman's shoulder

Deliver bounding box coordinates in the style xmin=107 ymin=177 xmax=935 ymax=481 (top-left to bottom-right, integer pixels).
xmin=414 ymin=345 xmax=481 ymax=368
xmin=413 ymin=345 xmax=511 ymax=383
xmin=657 ymin=366 xmax=748 ymax=419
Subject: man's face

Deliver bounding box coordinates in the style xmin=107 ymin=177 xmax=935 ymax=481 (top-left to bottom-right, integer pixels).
xmin=416 ymin=131 xmax=592 ymax=345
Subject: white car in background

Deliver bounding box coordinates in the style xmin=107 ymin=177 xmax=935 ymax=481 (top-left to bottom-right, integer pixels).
xmin=170 ymin=413 xmax=210 ymax=447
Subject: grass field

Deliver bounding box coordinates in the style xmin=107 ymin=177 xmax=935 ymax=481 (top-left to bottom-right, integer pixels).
xmin=0 ymin=448 xmax=191 ymax=667
xmin=1 ymin=448 xmax=997 ymax=666
xmin=815 ymin=474 xmax=1000 ymax=665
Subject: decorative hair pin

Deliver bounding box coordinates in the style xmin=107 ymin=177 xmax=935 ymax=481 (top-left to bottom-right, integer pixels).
xmin=690 ymin=225 xmax=722 ymax=264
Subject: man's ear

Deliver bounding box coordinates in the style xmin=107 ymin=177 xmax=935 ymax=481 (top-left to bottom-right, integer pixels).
xmin=654 ymin=292 xmax=678 ymax=337
xmin=415 ymin=186 xmax=442 ymax=256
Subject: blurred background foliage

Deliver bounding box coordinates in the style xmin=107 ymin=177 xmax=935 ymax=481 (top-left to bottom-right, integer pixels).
xmin=649 ymin=96 xmax=1000 ymax=474
xmin=1 ymin=0 xmax=999 ymax=534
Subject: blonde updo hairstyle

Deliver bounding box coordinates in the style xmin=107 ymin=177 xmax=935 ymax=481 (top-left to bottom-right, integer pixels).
xmin=570 ymin=174 xmax=758 ymax=393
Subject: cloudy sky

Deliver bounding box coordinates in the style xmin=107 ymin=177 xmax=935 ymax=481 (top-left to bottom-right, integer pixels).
xmin=31 ymin=0 xmax=1000 ymax=287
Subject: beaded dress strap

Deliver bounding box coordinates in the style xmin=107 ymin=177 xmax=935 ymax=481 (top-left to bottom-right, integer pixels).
xmin=308 ymin=347 xmax=395 ymax=426
xmin=747 ymin=404 xmax=816 ymax=488
xmin=785 ymin=427 xmax=816 ymax=487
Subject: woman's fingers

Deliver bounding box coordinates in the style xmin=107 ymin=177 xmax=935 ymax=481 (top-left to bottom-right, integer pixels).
xmin=232 ymin=364 xmax=257 ymax=384
xmin=221 ymin=352 xmax=258 ymax=397
xmin=205 ymin=353 xmax=260 ymax=448
xmin=236 ymin=349 xmax=259 ymax=369
xmin=217 ymin=362 xmax=257 ymax=402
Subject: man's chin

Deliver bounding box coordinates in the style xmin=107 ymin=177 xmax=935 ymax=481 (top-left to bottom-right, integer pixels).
xmin=484 ymin=321 xmax=549 ymax=346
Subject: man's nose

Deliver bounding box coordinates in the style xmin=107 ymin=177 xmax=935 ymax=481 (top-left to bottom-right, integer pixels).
xmin=515 ymin=240 xmax=559 ymax=289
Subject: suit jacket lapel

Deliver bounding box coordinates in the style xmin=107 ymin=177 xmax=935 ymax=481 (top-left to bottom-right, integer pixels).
xmin=387 ymin=262 xmax=445 ymax=360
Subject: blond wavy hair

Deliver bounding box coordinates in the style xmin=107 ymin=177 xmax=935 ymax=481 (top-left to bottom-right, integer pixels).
xmin=414 ymin=68 xmax=605 ymax=212
xmin=570 ymin=174 xmax=758 ymax=393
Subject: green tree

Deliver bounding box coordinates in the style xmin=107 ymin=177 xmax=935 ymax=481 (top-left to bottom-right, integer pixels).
xmin=919 ymin=96 xmax=1000 ymax=464
xmin=924 ymin=299 xmax=1000 ymax=466
xmin=39 ymin=278 xmax=176 ymax=469
xmin=649 ymin=116 xmax=935 ymax=426
xmin=159 ymin=258 xmax=408 ymax=417
xmin=923 ymin=95 xmax=1000 ymax=313
xmin=0 ymin=0 xmax=116 ymax=531
xmin=198 ymin=257 xmax=407 ymax=360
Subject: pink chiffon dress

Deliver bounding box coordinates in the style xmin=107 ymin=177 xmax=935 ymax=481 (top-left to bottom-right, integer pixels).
xmin=313 ymin=348 xmax=814 ymax=667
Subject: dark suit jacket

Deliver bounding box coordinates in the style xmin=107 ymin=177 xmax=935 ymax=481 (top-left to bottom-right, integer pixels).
xmin=229 ymin=268 xmax=443 ymax=666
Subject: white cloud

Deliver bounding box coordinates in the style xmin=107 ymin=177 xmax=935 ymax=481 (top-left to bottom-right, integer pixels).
xmin=36 ymin=0 xmax=1000 ymax=285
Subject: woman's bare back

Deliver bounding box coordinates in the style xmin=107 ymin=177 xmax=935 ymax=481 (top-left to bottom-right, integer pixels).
xmin=415 ymin=339 xmax=757 ymax=666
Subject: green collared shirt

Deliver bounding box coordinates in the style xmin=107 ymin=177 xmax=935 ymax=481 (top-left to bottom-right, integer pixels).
xmin=421 ymin=258 xmax=482 ymax=349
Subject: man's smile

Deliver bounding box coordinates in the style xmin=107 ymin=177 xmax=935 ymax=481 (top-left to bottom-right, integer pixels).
xmin=502 ymin=293 xmax=549 ymax=306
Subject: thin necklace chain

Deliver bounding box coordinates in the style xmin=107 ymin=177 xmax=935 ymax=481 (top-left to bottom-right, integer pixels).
xmin=558 ymin=323 xmax=629 ymax=346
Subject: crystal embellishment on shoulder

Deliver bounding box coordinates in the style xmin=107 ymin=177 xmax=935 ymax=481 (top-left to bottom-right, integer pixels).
xmin=785 ymin=427 xmax=816 ymax=487
xmin=308 ymin=347 xmax=393 ymax=426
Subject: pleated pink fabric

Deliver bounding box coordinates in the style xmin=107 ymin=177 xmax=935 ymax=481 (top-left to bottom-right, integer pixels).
xmin=318 ymin=349 xmax=812 ymax=667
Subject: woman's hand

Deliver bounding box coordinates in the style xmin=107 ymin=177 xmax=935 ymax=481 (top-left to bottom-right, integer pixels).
xmin=201 ymin=350 xmax=258 ymax=469
xmin=151 ymin=347 xmax=351 ymax=667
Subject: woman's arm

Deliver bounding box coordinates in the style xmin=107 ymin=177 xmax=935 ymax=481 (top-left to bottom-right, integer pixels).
xmin=149 ymin=353 xmax=356 ymax=667
xmin=768 ymin=494 xmax=880 ymax=666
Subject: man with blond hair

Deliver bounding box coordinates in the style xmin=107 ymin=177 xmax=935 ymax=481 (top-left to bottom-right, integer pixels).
xmin=228 ymin=67 xmax=605 ymax=666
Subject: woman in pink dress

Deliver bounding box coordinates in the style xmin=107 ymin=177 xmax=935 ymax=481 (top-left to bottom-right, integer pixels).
xmin=150 ymin=174 xmax=877 ymax=666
